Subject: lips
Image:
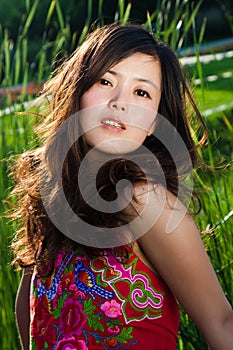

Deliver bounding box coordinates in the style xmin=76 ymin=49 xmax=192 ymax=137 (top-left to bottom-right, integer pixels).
xmin=101 ymin=119 xmax=126 ymax=130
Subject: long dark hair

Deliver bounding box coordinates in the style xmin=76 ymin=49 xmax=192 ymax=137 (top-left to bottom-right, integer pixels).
xmin=10 ymin=23 xmax=206 ymax=270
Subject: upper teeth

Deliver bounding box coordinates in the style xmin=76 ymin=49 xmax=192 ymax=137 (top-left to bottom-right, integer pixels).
xmin=102 ymin=120 xmax=123 ymax=129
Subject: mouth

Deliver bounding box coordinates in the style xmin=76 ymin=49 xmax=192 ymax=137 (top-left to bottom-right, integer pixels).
xmin=101 ymin=119 xmax=126 ymax=130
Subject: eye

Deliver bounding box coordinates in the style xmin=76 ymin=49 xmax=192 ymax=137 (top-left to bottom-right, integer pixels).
xmin=98 ymin=78 xmax=112 ymax=86
xmin=135 ymin=89 xmax=150 ymax=98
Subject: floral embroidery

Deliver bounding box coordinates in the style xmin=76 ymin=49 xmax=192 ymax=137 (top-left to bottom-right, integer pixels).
xmin=112 ymin=275 xmax=164 ymax=323
xmin=74 ymin=260 xmax=115 ymax=300
xmin=31 ymin=296 xmax=57 ymax=341
xmin=60 ymin=299 xmax=87 ymax=337
xmin=55 ymin=337 xmax=88 ymax=350
xmin=103 ymin=337 xmax=118 ymax=347
xmin=30 ymin=246 xmax=178 ymax=349
xmin=101 ymin=300 xmax=122 ymax=318
xmin=92 ymin=253 xmax=164 ymax=323
xmin=37 ymin=252 xmax=74 ymax=301
xmin=31 ymin=250 xmax=138 ymax=349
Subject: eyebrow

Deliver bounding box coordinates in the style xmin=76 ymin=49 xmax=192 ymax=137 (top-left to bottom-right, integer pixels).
xmin=108 ymin=70 xmax=159 ymax=90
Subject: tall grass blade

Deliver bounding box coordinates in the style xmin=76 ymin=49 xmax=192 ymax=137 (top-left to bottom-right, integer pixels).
xmin=3 ymin=29 xmax=11 ymax=86
xmin=14 ymin=45 xmax=21 ymax=86
xmin=222 ymin=114 xmax=233 ymax=134
xmin=177 ymin=0 xmax=204 ymax=51
xmin=22 ymin=38 xmax=28 ymax=76
xmin=144 ymin=9 xmax=158 ymax=32
xmin=55 ymin=0 xmax=65 ymax=31
xmin=45 ymin=0 xmax=56 ymax=27
xmin=118 ymin=0 xmax=125 ymax=21
xmin=25 ymin=0 xmax=30 ymax=12
xmin=198 ymin=17 xmax=207 ymax=45
xmin=192 ymin=11 xmax=205 ymax=98
xmin=21 ymin=63 xmax=28 ymax=103
xmin=78 ymin=24 xmax=90 ymax=45
xmin=87 ymin=0 xmax=93 ymax=24
xmin=183 ymin=0 xmax=203 ymax=37
xmin=21 ymin=0 xmax=40 ymax=38
xmin=98 ymin=0 xmax=104 ymax=24
xmin=121 ymin=3 xmax=132 ymax=24
xmin=146 ymin=11 xmax=152 ymax=32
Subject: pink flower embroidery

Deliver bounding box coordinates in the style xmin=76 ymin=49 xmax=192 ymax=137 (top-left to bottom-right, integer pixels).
xmin=101 ymin=300 xmax=122 ymax=318
xmin=57 ymin=284 xmax=63 ymax=295
xmin=69 ymin=283 xmax=78 ymax=292
xmin=61 ymin=299 xmax=87 ymax=337
xmin=55 ymin=252 xmax=65 ymax=268
xmin=107 ymin=326 xmax=120 ymax=334
xmin=56 ymin=337 xmax=88 ymax=350
xmin=69 ymin=284 xmax=85 ymax=299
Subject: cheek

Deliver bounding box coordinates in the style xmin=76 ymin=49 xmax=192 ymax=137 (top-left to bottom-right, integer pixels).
xmin=80 ymin=89 xmax=107 ymax=110
xmin=130 ymin=128 xmax=149 ymax=143
xmin=130 ymin=108 xmax=156 ymax=133
xmin=83 ymin=131 xmax=94 ymax=147
xmin=80 ymin=90 xmax=93 ymax=109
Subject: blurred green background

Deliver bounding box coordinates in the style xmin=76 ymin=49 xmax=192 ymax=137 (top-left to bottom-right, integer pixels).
xmin=0 ymin=1 xmax=232 ymax=349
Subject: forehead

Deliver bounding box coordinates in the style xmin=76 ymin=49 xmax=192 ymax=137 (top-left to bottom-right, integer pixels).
xmin=108 ymin=53 xmax=161 ymax=85
xmin=111 ymin=53 xmax=159 ymax=68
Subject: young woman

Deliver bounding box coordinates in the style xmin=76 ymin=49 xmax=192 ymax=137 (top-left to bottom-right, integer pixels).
xmin=12 ymin=23 xmax=233 ymax=350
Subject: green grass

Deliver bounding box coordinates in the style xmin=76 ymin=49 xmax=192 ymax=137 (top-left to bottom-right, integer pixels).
xmin=185 ymin=56 xmax=233 ymax=113
xmin=0 ymin=110 xmax=37 ymax=349
xmin=196 ymin=84 xmax=233 ymax=112
xmin=188 ymin=56 xmax=233 ymax=77
xmin=0 ymin=1 xmax=232 ymax=349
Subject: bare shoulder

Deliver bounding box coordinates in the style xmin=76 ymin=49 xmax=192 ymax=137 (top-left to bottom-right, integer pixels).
xmin=133 ymin=182 xmax=184 ymax=208
xmin=132 ymin=182 xmax=190 ymax=230
xmin=134 ymin=185 xmax=233 ymax=348
xmin=134 ymin=184 xmax=204 ymax=275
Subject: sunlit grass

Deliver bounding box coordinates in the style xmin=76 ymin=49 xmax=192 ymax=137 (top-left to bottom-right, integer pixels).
xmin=189 ymin=56 xmax=233 ymax=77
xmin=184 ymin=56 xmax=233 ymax=112
xmin=195 ymin=85 xmax=233 ymax=112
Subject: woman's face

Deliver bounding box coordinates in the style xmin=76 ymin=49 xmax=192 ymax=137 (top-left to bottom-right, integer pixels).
xmin=79 ymin=53 xmax=162 ymax=154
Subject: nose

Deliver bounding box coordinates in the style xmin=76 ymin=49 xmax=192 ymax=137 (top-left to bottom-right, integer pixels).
xmin=108 ymin=94 xmax=128 ymax=112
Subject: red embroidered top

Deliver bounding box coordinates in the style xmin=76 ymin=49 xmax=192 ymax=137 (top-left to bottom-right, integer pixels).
xmin=30 ymin=244 xmax=179 ymax=349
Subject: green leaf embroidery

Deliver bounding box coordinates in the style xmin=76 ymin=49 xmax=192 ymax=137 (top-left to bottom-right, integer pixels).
xmin=52 ymin=308 xmax=60 ymax=319
xmin=51 ymin=294 xmax=68 ymax=319
xmin=116 ymin=327 xmax=133 ymax=344
xmin=64 ymin=264 xmax=73 ymax=275
xmin=109 ymin=319 xmax=123 ymax=326
xmin=83 ymin=298 xmax=95 ymax=315
xmin=57 ymin=294 xmax=68 ymax=309
xmin=31 ymin=340 xmax=36 ymax=350
xmin=87 ymin=314 xmax=104 ymax=332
